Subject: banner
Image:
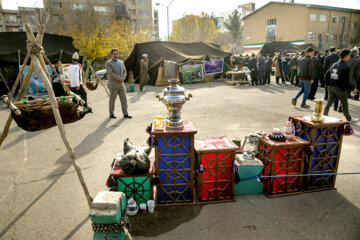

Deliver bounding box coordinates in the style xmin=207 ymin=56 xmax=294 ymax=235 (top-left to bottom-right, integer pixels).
xmin=24 ymin=65 xmax=53 ymax=97
xmin=182 ymin=64 xmax=203 ymax=83
xmin=203 ymin=59 xmax=224 ymax=75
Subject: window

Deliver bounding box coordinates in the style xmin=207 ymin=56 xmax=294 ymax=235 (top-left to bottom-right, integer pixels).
xmin=154 ymin=20 xmax=158 ymax=25
xmin=129 ymin=9 xmax=136 ymax=16
xmin=332 ymin=16 xmax=339 ymax=23
xmin=267 ymin=18 xmax=276 ymax=26
xmin=139 ymin=10 xmax=149 ymax=16
xmin=154 ymin=12 xmax=158 ymax=18
xmin=94 ymin=6 xmax=110 ymax=12
xmin=8 ymin=15 xmax=17 ymax=22
xmin=99 ymin=17 xmax=111 ymax=23
xmin=52 ymin=14 xmax=64 ymax=22
xmin=266 ymin=36 xmax=275 ymax=42
xmin=309 ymin=14 xmax=317 ymax=21
xmin=319 ymin=15 xmax=327 ymax=22
xmin=308 ymin=33 xmax=316 ymax=41
xmin=50 ymin=2 xmax=62 ymax=9
xmin=138 ymin=0 xmax=148 ymax=5
xmin=352 ymin=22 xmax=358 ymax=29
xmin=329 ymin=34 xmax=337 ymax=41
xmin=72 ymin=3 xmax=84 ymax=10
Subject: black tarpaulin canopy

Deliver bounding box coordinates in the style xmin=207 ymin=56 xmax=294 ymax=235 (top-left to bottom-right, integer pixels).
xmin=0 ymin=32 xmax=78 ymax=65
xmin=124 ymin=41 xmax=232 ymax=85
xmin=259 ymin=41 xmax=302 ymax=57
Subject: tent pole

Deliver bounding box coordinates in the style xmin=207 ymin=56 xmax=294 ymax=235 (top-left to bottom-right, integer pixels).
xmin=25 ymin=24 xmax=93 ymax=207
xmin=59 ymin=49 xmax=63 ymax=61
xmin=17 ymin=49 xmax=21 ymax=68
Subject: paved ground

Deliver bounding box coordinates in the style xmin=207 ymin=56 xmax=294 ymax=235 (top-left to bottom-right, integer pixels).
xmin=1 ymin=79 xmax=359 ymax=240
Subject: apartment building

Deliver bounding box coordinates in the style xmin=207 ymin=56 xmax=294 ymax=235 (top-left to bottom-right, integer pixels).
xmin=243 ymin=1 xmax=360 ymax=51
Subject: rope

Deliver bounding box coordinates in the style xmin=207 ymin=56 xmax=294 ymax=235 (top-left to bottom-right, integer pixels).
xmin=92 ymin=207 xmax=132 ymax=240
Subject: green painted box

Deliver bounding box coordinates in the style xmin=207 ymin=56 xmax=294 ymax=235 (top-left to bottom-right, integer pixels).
xmin=110 ymin=159 xmax=154 ymax=204
xmin=234 ymin=155 xmax=264 ymax=195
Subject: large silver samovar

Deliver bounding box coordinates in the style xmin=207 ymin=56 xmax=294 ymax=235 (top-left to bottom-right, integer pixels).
xmin=156 ymin=79 xmax=192 ymax=130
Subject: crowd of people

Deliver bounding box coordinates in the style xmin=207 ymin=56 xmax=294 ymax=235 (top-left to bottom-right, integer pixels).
xmin=242 ymin=46 xmax=360 ymax=124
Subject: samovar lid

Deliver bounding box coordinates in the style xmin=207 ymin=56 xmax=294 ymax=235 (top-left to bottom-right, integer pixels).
xmin=163 ymin=79 xmax=185 ymax=94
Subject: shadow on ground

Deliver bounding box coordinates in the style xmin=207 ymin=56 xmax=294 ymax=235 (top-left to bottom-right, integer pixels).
xmin=130 ymin=204 xmax=204 ymax=237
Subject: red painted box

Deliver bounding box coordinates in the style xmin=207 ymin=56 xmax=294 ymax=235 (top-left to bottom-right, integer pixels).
xmin=195 ymin=137 xmax=239 ymax=203
xmin=258 ymin=136 xmax=309 ymax=197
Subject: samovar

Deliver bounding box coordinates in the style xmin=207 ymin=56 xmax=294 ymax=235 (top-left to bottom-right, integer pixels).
xmin=311 ymin=99 xmax=326 ymax=122
xmin=156 ymin=79 xmax=192 ymax=130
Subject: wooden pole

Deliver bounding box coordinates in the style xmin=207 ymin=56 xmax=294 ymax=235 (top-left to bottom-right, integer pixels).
xmin=92 ymin=66 xmax=110 ymax=97
xmin=26 ymin=24 xmax=93 ymax=207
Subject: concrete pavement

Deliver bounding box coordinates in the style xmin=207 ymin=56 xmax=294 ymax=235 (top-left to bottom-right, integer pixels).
xmin=0 ymin=80 xmax=359 ymax=240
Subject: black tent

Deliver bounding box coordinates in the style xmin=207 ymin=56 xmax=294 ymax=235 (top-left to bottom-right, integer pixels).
xmin=124 ymin=41 xmax=232 ymax=85
xmin=260 ymin=41 xmax=302 ymax=57
xmin=0 ymin=32 xmax=78 ymax=95
xmin=0 ymin=32 xmax=78 ymax=65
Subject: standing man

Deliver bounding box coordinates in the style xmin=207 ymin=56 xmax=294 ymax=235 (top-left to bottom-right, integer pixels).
xmin=323 ymin=49 xmax=359 ymax=123
xmin=249 ymin=53 xmax=258 ymax=85
xmin=323 ymin=47 xmax=340 ymax=101
xmin=105 ymin=48 xmax=132 ymax=119
xmin=242 ymin=55 xmax=250 ymax=81
xmin=290 ymin=53 xmax=299 ymax=85
xmin=265 ymin=54 xmax=273 ymax=84
xmin=140 ymin=54 xmax=149 ymax=91
xmin=308 ymin=51 xmax=323 ymax=100
xmin=51 ymin=59 xmax=66 ymax=97
xmin=257 ymin=53 xmax=266 ymax=85
xmin=348 ymin=48 xmax=360 ymax=100
xmin=282 ymin=54 xmax=290 ymax=82
xmin=68 ymin=52 xmax=89 ymax=108
xmin=292 ymin=47 xmax=315 ymax=109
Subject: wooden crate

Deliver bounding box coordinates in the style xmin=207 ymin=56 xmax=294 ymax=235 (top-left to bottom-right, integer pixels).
xmin=289 ymin=116 xmax=347 ymax=192
xmin=151 ymin=121 xmax=197 ymax=205
xmin=109 ymin=158 xmax=155 ymax=204
xmin=195 ymin=137 xmax=239 ymax=203
xmin=258 ymin=135 xmax=309 ymax=197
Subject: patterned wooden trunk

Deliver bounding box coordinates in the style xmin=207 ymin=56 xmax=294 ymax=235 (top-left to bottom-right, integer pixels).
xmin=109 ymin=159 xmax=154 ymax=204
xmin=258 ymin=136 xmax=309 ymax=197
xmin=289 ymin=116 xmax=347 ymax=192
xmin=151 ymin=121 xmax=197 ymax=205
xmin=195 ymin=137 xmax=238 ymax=203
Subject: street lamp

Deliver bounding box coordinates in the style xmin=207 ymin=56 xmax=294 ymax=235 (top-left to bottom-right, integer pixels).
xmin=303 ymin=32 xmax=313 ymax=44
xmin=156 ymin=0 xmax=176 ymax=41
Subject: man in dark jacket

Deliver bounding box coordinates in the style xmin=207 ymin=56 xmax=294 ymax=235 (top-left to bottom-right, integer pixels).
xmin=323 ymin=49 xmax=359 ymax=123
xmin=291 ymin=47 xmax=315 ymax=109
xmin=348 ymin=48 xmax=360 ymax=100
xmin=323 ymin=47 xmax=340 ymax=101
xmin=242 ymin=55 xmax=250 ymax=81
xmin=308 ymin=51 xmax=323 ymax=100
xmin=257 ymin=53 xmax=266 ymax=85
xmin=249 ymin=53 xmax=258 ymax=85
xmin=265 ymin=54 xmax=273 ymax=84
xmin=278 ymin=52 xmax=285 ymax=84
xmin=290 ymin=53 xmax=299 ymax=85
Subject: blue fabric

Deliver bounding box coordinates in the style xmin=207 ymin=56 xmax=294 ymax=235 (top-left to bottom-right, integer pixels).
xmin=295 ymin=80 xmax=311 ymax=105
xmin=113 ymin=59 xmax=121 ymax=73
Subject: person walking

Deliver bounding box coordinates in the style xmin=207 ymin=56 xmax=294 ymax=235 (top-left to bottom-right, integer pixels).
xmin=140 ymin=54 xmax=150 ymax=91
xmin=308 ymin=51 xmax=323 ymax=100
xmin=68 ymin=52 xmax=89 ymax=108
xmin=348 ymin=48 xmax=360 ymax=100
xmin=323 ymin=49 xmax=359 ymax=123
xmin=265 ymin=54 xmax=273 ymax=84
xmin=51 ymin=59 xmax=66 ymax=97
xmin=249 ymin=53 xmax=258 ymax=85
xmin=323 ymin=47 xmax=340 ymax=101
xmin=257 ymin=53 xmax=266 ymax=85
xmin=290 ymin=53 xmax=299 ymax=85
xmin=105 ymin=48 xmax=132 ymax=119
xmin=292 ymin=47 xmax=315 ymax=109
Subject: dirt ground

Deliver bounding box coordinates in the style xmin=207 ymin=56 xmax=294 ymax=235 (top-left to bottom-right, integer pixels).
xmin=0 ymin=79 xmax=359 ymax=240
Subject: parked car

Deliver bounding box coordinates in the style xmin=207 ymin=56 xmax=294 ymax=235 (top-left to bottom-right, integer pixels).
xmin=96 ymin=69 xmax=107 ymax=79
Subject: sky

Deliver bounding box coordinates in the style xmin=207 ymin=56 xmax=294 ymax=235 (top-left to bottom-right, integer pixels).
xmin=2 ymin=0 xmax=360 ymax=39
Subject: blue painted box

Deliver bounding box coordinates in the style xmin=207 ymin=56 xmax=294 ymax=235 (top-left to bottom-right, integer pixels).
xmin=151 ymin=121 xmax=197 ymax=205
xmin=290 ymin=116 xmax=347 ymax=192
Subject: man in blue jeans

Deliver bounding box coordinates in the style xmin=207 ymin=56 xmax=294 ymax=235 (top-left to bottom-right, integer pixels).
xmin=292 ymin=47 xmax=315 ymax=108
